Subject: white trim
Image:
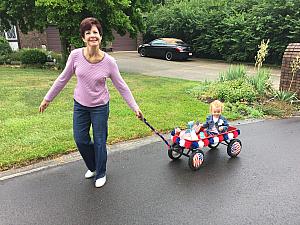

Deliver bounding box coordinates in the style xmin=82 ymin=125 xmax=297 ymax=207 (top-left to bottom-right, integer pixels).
xmin=8 ymin=42 xmax=19 ymax=51
xmin=4 ymin=25 xmax=18 ymax=41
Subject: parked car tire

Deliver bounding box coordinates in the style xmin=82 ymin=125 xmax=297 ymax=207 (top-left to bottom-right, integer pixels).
xmin=165 ymin=51 xmax=173 ymax=61
xmin=140 ymin=48 xmax=146 ymax=57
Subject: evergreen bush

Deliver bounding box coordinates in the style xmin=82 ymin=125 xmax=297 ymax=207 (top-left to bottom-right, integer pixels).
xmin=20 ymin=48 xmax=47 ymax=65
xmin=145 ymin=0 xmax=300 ymax=64
xmin=0 ymin=36 xmax=12 ymax=56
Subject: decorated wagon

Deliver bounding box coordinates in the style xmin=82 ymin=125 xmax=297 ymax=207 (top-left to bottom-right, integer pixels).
xmin=143 ymin=118 xmax=242 ymax=171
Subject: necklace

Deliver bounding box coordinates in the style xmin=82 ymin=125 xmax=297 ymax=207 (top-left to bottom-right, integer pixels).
xmin=84 ymin=48 xmax=104 ymax=63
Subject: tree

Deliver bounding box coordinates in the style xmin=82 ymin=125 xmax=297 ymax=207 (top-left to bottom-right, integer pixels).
xmin=144 ymin=0 xmax=300 ymax=64
xmin=0 ymin=0 xmax=46 ymax=33
xmin=1 ymin=0 xmax=150 ymax=63
xmin=38 ymin=0 xmax=151 ymax=62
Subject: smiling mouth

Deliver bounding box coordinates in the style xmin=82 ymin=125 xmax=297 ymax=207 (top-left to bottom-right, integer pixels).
xmin=89 ymin=38 xmax=98 ymax=42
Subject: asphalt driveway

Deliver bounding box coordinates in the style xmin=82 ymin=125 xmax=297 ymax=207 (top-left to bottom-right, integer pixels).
xmin=110 ymin=51 xmax=281 ymax=89
xmin=1 ymin=118 xmax=300 ymax=225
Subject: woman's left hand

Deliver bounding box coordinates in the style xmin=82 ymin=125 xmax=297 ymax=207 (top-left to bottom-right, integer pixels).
xmin=134 ymin=108 xmax=144 ymax=120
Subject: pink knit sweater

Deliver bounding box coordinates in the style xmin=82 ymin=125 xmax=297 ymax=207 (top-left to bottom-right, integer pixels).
xmin=44 ymin=48 xmax=139 ymax=111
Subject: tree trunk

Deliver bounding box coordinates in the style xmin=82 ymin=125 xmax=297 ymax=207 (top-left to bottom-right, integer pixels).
xmin=59 ymin=31 xmax=71 ymax=65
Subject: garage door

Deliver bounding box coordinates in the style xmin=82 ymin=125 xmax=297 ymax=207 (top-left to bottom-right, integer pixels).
xmin=112 ymin=30 xmax=137 ymax=51
xmin=46 ymin=26 xmax=62 ymax=52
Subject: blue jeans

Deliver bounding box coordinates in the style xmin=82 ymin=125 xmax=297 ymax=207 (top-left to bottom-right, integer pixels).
xmin=73 ymin=100 xmax=109 ymax=180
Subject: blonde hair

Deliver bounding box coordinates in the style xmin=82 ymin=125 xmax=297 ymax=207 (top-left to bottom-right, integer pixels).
xmin=210 ymin=100 xmax=224 ymax=113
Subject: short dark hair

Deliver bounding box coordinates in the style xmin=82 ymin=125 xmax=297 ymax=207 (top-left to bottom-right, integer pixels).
xmin=80 ymin=17 xmax=103 ymax=38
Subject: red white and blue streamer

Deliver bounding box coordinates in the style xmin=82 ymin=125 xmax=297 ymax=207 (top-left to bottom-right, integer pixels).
xmin=171 ymin=127 xmax=240 ymax=149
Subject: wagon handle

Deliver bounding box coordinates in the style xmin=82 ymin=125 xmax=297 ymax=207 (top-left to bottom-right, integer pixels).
xmin=142 ymin=118 xmax=171 ymax=147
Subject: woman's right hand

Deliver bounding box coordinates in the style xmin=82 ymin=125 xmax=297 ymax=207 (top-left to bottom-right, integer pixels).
xmin=134 ymin=108 xmax=144 ymax=120
xmin=39 ymin=99 xmax=50 ymax=113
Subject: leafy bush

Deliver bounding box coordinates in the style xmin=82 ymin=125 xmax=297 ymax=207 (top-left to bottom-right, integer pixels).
xmin=219 ymin=65 xmax=247 ymax=82
xmin=3 ymin=50 xmax=23 ymax=64
xmin=0 ymin=55 xmax=9 ymax=64
xmin=214 ymin=79 xmax=258 ymax=103
xmin=20 ymin=48 xmax=47 ymax=64
xmin=8 ymin=51 xmax=22 ymax=61
xmin=248 ymin=69 xmax=273 ymax=95
xmin=0 ymin=36 xmax=12 ymax=56
xmin=48 ymin=51 xmax=64 ymax=68
xmin=224 ymin=102 xmax=264 ymax=119
xmin=145 ymin=0 xmax=300 ymax=64
xmin=190 ymin=79 xmax=258 ymax=103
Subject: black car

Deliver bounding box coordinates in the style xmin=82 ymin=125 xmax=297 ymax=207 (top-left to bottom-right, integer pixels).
xmin=138 ymin=38 xmax=193 ymax=61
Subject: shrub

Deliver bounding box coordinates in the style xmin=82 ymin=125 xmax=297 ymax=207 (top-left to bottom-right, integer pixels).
xmin=4 ymin=50 xmax=23 ymax=64
xmin=247 ymin=69 xmax=273 ymax=96
xmin=219 ymin=65 xmax=247 ymax=82
xmin=145 ymin=0 xmax=300 ymax=64
xmin=20 ymin=48 xmax=47 ymax=64
xmin=0 ymin=55 xmax=9 ymax=64
xmin=271 ymin=90 xmax=298 ymax=102
xmin=259 ymin=101 xmax=294 ymax=117
xmin=189 ymin=79 xmax=258 ymax=103
xmin=49 ymin=51 xmax=64 ymax=69
xmin=0 ymin=36 xmax=12 ymax=56
xmin=224 ymin=102 xmax=264 ymax=119
xmin=214 ymin=79 xmax=258 ymax=103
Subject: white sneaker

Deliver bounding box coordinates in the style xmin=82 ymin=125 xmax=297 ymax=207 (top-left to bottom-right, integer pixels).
xmin=95 ymin=175 xmax=106 ymax=188
xmin=84 ymin=170 xmax=96 ymax=179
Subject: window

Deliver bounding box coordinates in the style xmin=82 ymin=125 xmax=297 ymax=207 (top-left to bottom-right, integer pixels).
xmin=3 ymin=26 xmax=19 ymax=50
xmin=151 ymin=39 xmax=166 ymax=46
xmin=5 ymin=26 xmax=17 ymax=41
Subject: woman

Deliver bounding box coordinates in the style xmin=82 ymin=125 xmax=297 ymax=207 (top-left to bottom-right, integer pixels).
xmin=39 ymin=17 xmax=143 ymax=188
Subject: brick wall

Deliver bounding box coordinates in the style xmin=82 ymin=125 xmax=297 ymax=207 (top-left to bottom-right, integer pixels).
xmin=280 ymin=43 xmax=300 ymax=97
xmin=18 ymin=30 xmax=47 ymax=49
xmin=137 ymin=33 xmax=143 ymax=47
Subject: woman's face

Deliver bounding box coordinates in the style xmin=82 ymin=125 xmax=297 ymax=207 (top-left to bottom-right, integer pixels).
xmin=82 ymin=25 xmax=102 ymax=47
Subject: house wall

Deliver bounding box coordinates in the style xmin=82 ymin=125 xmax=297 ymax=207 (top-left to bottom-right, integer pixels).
xmin=17 ymin=26 xmax=141 ymax=52
xmin=18 ymin=30 xmax=47 ymax=49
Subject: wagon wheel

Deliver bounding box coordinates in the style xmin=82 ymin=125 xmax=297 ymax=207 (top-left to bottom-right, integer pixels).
xmin=227 ymin=139 xmax=242 ymax=157
xmin=165 ymin=51 xmax=173 ymax=61
xmin=208 ymin=142 xmax=220 ymax=149
xmin=188 ymin=150 xmax=204 ymax=171
xmin=168 ymin=144 xmax=183 ymax=160
xmin=140 ymin=48 xmax=146 ymax=57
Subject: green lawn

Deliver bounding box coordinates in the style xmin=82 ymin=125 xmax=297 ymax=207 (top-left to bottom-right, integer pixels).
xmin=0 ymin=66 xmax=210 ymax=170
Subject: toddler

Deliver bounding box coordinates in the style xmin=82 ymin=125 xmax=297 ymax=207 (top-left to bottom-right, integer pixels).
xmin=202 ymin=100 xmax=229 ymax=135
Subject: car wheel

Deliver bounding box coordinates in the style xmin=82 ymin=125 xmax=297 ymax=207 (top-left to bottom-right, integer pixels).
xmin=165 ymin=51 xmax=173 ymax=61
xmin=140 ymin=48 xmax=146 ymax=57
